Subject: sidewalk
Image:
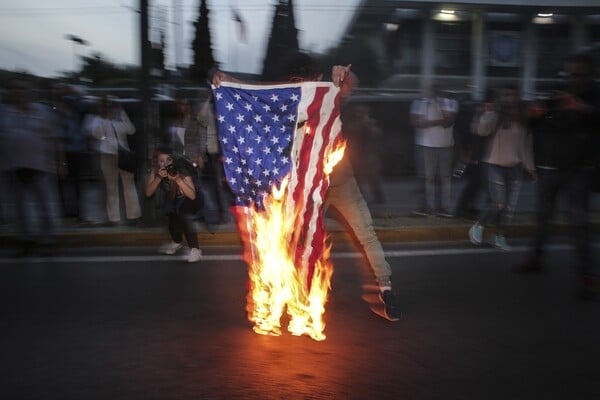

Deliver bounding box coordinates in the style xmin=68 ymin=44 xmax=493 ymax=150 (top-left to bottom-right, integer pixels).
xmin=1 ymin=178 xmax=599 ymax=248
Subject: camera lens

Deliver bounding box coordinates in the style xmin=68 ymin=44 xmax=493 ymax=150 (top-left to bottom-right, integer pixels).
xmin=166 ymin=164 xmax=177 ymax=176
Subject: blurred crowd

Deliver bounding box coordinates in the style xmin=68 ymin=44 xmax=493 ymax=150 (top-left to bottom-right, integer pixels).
xmin=0 ymin=51 xmax=598 ymax=294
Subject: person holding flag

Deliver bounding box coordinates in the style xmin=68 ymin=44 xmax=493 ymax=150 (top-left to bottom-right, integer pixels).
xmin=211 ymin=51 xmax=401 ymax=322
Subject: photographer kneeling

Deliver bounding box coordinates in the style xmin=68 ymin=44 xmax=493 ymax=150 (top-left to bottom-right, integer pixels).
xmin=145 ymin=146 xmax=203 ymax=262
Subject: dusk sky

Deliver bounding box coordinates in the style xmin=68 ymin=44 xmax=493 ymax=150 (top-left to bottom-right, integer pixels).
xmin=0 ymin=0 xmax=360 ymax=78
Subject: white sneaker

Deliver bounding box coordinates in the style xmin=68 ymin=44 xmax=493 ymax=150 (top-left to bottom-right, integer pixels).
xmin=468 ymin=223 xmax=484 ymax=245
xmin=159 ymin=241 xmax=183 ymax=255
xmin=492 ymin=235 xmax=511 ymax=251
xmin=186 ymin=248 xmax=202 ymax=263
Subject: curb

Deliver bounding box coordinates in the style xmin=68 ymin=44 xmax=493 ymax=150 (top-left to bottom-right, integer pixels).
xmin=2 ymin=222 xmax=595 ymax=249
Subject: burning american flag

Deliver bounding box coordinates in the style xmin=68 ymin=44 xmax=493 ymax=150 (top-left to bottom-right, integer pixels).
xmin=212 ymin=81 xmax=345 ymax=340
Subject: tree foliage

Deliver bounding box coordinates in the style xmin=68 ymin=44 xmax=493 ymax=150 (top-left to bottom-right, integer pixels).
xmin=190 ymin=0 xmax=216 ymax=83
xmin=261 ymin=0 xmax=299 ymax=81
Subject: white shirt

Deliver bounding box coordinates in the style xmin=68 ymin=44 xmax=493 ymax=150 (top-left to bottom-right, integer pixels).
xmin=410 ymin=97 xmax=458 ymax=148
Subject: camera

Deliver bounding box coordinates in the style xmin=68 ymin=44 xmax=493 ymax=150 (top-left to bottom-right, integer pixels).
xmin=166 ymin=164 xmax=178 ymax=177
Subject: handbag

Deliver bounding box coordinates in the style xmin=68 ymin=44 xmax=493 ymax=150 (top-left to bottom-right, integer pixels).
xmin=111 ymin=123 xmax=137 ymax=173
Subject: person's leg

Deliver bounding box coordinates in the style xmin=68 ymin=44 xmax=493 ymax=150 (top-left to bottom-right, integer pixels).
xmin=32 ymin=171 xmax=58 ymax=245
xmin=423 ymin=146 xmax=438 ymax=213
xmin=12 ymin=171 xmax=31 ymax=242
xmin=533 ymin=169 xmax=562 ymax=259
xmin=497 ymin=165 xmax=522 ymax=237
xmin=439 ymin=147 xmax=453 ymax=214
xmin=180 ymin=200 xmax=199 ymax=249
xmin=326 ymin=177 xmax=392 ymax=288
xmin=567 ymin=170 xmax=593 ymax=278
xmin=100 ymin=153 xmax=120 ymax=222
xmin=119 ymin=169 xmax=142 ymax=220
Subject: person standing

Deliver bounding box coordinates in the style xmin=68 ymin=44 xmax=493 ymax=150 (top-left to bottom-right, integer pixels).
xmin=0 ymin=80 xmax=63 ymax=253
xmin=516 ymin=53 xmax=599 ymax=299
xmin=88 ymin=97 xmax=141 ymax=225
xmin=167 ymin=97 xmax=204 ymax=171
xmin=410 ymin=83 xmax=458 ymax=217
xmin=197 ymin=95 xmax=232 ymax=223
xmin=468 ymin=86 xmax=535 ymax=250
xmin=211 ymin=52 xmax=402 ymax=321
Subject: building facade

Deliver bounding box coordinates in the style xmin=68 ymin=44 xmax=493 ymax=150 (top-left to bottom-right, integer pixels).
xmin=344 ymin=0 xmax=600 ymax=99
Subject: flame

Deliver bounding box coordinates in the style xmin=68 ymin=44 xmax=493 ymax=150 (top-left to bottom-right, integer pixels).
xmin=324 ymin=141 xmax=347 ymax=174
xmin=242 ymin=130 xmax=347 ymax=341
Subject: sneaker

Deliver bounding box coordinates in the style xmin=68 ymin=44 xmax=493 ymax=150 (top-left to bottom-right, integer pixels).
xmin=379 ymin=290 xmax=401 ymax=321
xmin=186 ymin=248 xmax=202 ymax=263
xmin=468 ymin=223 xmax=484 ymax=245
xmin=491 ymin=235 xmax=511 ymax=251
xmin=159 ymin=241 xmax=183 ymax=255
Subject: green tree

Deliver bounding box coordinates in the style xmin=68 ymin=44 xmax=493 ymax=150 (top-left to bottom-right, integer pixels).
xmin=190 ymin=0 xmax=216 ymax=83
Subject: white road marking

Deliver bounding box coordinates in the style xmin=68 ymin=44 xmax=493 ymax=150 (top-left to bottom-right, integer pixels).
xmin=0 ymin=243 xmax=597 ymax=264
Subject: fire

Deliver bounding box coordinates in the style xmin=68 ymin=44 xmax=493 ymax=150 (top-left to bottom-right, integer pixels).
xmin=243 ymin=132 xmax=347 ymax=341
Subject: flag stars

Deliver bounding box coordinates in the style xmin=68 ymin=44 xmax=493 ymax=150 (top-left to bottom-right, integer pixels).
xmin=218 ymin=115 xmax=225 ymax=123
xmin=270 ymin=136 xmax=279 ymax=144
xmin=254 ymin=136 xmax=262 ymax=143
xmin=255 ymin=158 xmax=262 ymax=165
xmin=280 ymin=104 xmax=288 ymax=112
xmin=263 ymin=147 xmax=271 ymax=154
xmin=215 ymin=92 xmax=223 ymax=100
xmin=234 ymin=93 xmax=242 ymax=101
xmin=272 ymin=114 xmax=280 ymax=122
xmin=254 ymin=114 xmax=262 ymax=123
xmin=236 ymin=114 xmax=245 ymax=122
xmin=270 ymin=94 xmax=279 ymax=102
xmin=262 ymin=104 xmax=271 ymax=112
xmin=281 ymin=156 xmax=289 ymax=164
xmin=226 ymin=102 xmax=234 ymax=111
xmin=263 ymin=125 xmax=271 ymax=133
xmin=229 ymin=177 xmax=237 ymax=185
xmin=225 ymin=157 xmax=233 ymax=165
xmin=245 ymin=147 xmax=253 ymax=155
xmin=291 ymin=93 xmax=299 ymax=101
xmin=262 ymin=169 xmax=270 ymax=177
xmin=244 ymin=103 xmax=252 ymax=112
xmin=276 ymin=146 xmax=284 ymax=154
xmin=232 ymin=146 xmax=239 ymax=153
xmin=237 ymin=136 xmax=245 ymax=144
xmin=228 ymin=125 xmax=236 ymax=134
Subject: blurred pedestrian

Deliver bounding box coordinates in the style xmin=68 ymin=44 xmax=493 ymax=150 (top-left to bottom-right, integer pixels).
xmin=410 ymin=83 xmax=458 ymax=217
xmin=88 ymin=96 xmax=141 ymax=225
xmin=144 ymin=146 xmax=203 ymax=263
xmin=343 ymin=102 xmax=385 ymax=204
xmin=0 ymin=80 xmax=63 ymax=254
xmin=53 ymin=84 xmax=92 ymax=225
xmin=167 ymin=97 xmax=204 ymax=171
xmin=516 ymin=53 xmax=599 ymax=300
xmin=453 ymin=90 xmax=494 ymax=220
xmin=468 ymin=86 xmax=535 ymax=250
xmin=197 ymin=94 xmax=232 ymax=223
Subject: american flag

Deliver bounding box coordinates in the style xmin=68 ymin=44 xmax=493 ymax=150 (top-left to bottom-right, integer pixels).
xmin=212 ymin=81 xmax=343 ymax=283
